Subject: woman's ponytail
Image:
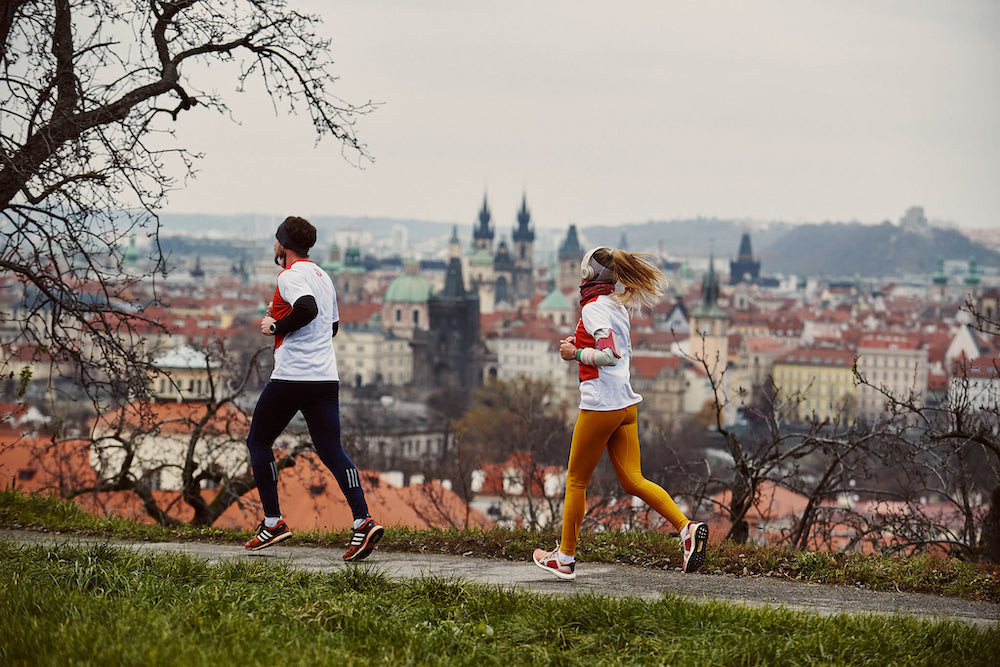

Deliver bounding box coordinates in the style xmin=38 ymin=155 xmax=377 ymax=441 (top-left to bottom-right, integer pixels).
xmin=609 ymin=249 xmax=668 ymax=314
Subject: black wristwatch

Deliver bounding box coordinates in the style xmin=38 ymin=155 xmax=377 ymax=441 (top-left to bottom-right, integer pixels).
xmin=269 ymin=322 xmax=277 ymax=335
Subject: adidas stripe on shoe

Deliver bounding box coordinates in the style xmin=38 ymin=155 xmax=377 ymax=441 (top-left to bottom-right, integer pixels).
xmin=245 ymin=519 xmax=292 ymax=551
xmin=343 ymin=517 xmax=384 ymax=562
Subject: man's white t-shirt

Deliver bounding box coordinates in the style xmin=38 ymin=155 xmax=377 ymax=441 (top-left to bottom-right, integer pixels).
xmin=270 ymin=260 xmax=339 ymax=381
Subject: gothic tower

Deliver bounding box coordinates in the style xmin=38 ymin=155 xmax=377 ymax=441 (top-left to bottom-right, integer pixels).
xmin=929 ymin=257 xmax=948 ymax=302
xmin=729 ymin=232 xmax=761 ymax=285
xmin=411 ymin=255 xmax=484 ymax=398
xmin=472 ymin=194 xmax=494 ymax=253
xmin=557 ymin=224 xmax=584 ymax=294
xmin=511 ymin=194 xmax=536 ymax=302
xmin=689 ymin=252 xmax=729 ymax=379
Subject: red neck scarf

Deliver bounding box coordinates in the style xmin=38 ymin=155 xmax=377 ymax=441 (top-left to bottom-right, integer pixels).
xmin=579 ymin=282 xmax=615 ymax=306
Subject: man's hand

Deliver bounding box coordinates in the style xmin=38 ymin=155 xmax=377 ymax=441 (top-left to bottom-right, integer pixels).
xmin=559 ymin=336 xmax=577 ymax=361
xmin=261 ymin=316 xmax=276 ymax=336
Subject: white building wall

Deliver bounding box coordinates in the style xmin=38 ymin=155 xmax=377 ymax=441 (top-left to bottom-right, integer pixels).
xmin=335 ymin=328 xmax=413 ymax=387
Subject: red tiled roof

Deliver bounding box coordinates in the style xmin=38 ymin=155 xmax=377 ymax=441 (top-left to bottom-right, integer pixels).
xmin=746 ymin=336 xmax=786 ymax=353
xmin=631 ymin=355 xmax=682 ymax=378
xmin=775 ymin=348 xmax=855 ymax=367
xmin=857 ymin=335 xmax=921 ymax=350
xmin=338 ymin=302 xmax=381 ymax=324
xmin=4 ymin=343 xmax=54 ymax=363
xmin=497 ymin=318 xmax=561 ymax=342
xmin=730 ymin=312 xmax=770 ymax=326
xmin=0 ymin=436 xmax=490 ymax=531
xmin=768 ymin=317 xmax=804 ymax=335
xmin=474 ymin=452 xmax=563 ymax=498
xmin=927 ymin=369 xmax=948 ymax=391
xmin=631 ymin=330 xmax=686 ymax=349
xmin=955 ymin=357 xmax=999 ymax=379
xmin=480 ymin=312 xmax=509 ymax=334
xmin=92 ymin=401 xmax=251 ymax=435
xmin=712 ymin=480 xmax=809 ymax=521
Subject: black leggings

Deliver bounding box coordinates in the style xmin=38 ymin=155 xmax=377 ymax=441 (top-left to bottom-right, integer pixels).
xmin=246 ymin=380 xmax=368 ymax=520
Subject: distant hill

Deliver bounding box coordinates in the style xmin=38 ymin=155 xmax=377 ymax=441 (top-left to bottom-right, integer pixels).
xmin=759 ymin=221 xmax=1000 ymax=277
xmin=581 ymin=218 xmax=793 ymax=259
xmin=582 ymin=217 xmax=999 ymax=278
xmin=158 ymin=212 xmax=461 ymax=242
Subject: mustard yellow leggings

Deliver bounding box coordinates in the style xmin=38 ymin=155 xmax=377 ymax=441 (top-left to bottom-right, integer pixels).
xmin=560 ymin=404 xmax=689 ymax=556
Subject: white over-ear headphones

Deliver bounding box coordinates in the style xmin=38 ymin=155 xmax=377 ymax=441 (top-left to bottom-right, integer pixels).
xmin=581 ymin=247 xmax=613 ymax=282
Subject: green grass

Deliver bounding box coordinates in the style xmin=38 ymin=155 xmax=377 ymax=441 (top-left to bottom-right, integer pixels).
xmin=3 ymin=488 xmax=1000 ymax=604
xmin=1 ymin=541 xmax=997 ymax=666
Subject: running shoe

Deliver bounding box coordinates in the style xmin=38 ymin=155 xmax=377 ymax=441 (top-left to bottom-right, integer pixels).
xmin=532 ymin=546 xmax=576 ymax=581
xmin=343 ymin=517 xmax=384 ymax=562
xmin=245 ymin=519 xmax=292 ymax=551
xmin=680 ymin=520 xmax=709 ymax=573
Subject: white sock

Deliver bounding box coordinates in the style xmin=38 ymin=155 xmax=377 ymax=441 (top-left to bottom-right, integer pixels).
xmin=352 ymin=517 xmax=368 ymax=530
xmin=557 ymin=550 xmax=575 ymax=565
xmin=264 ymin=516 xmax=282 ymax=529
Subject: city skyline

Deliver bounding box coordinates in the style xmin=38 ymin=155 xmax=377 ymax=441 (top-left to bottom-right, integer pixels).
xmin=161 ymin=1 xmax=1000 ymax=231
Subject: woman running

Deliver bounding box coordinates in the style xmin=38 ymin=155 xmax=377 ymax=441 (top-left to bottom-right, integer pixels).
xmin=533 ymin=247 xmax=708 ymax=580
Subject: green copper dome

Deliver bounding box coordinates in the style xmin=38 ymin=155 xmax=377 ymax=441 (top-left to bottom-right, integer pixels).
xmin=539 ymin=288 xmax=572 ymax=310
xmin=384 ymin=273 xmax=432 ymax=303
xmin=470 ymin=247 xmax=494 ymax=266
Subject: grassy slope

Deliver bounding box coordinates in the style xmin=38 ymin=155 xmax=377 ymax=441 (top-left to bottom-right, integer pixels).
xmin=2 ymin=489 xmax=997 ymax=604
xmin=2 ymin=541 xmax=998 ymax=666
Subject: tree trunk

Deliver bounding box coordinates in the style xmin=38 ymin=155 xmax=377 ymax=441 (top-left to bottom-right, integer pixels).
xmin=0 ymin=0 xmax=29 ymax=58
xmin=980 ymin=483 xmax=1000 ymax=563
xmin=731 ymin=515 xmax=750 ymax=544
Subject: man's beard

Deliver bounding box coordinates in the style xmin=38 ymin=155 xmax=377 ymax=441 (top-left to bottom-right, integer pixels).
xmin=274 ymin=251 xmax=285 ymax=267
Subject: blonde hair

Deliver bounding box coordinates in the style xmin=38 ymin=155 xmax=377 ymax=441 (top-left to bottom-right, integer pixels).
xmin=591 ymin=248 xmax=668 ymax=314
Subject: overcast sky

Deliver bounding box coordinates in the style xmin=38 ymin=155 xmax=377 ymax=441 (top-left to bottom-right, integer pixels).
xmin=162 ymin=1 xmax=1000 ymax=231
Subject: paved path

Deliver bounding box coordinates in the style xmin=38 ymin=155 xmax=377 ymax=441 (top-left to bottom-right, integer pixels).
xmin=3 ymin=529 xmax=998 ymax=628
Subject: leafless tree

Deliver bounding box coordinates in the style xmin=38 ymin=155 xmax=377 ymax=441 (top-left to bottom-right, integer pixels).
xmin=851 ymin=352 xmax=999 ymax=562
xmin=680 ymin=337 xmax=881 ymax=546
xmin=1 ymin=0 xmax=374 ymax=413
xmin=20 ymin=336 xmax=318 ymax=526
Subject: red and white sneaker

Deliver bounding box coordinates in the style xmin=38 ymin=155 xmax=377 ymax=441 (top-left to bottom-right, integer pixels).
xmin=532 ymin=546 xmax=576 ymax=581
xmin=245 ymin=519 xmax=292 ymax=551
xmin=343 ymin=517 xmax=384 ymax=562
xmin=680 ymin=520 xmax=708 ymax=573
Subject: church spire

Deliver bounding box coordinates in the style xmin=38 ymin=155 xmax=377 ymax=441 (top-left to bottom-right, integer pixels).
xmin=473 ymin=193 xmax=494 ymax=243
xmin=513 ymin=193 xmax=535 ymax=243
xmin=696 ymin=250 xmax=724 ymax=317
xmin=449 ymin=225 xmax=461 ymax=259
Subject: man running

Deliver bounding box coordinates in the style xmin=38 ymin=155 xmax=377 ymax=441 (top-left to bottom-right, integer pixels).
xmin=244 ymin=216 xmax=383 ymax=562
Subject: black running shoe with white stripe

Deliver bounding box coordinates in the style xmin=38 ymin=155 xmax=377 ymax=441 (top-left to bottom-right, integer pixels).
xmin=245 ymin=519 xmax=292 ymax=551
xmin=343 ymin=517 xmax=384 ymax=562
